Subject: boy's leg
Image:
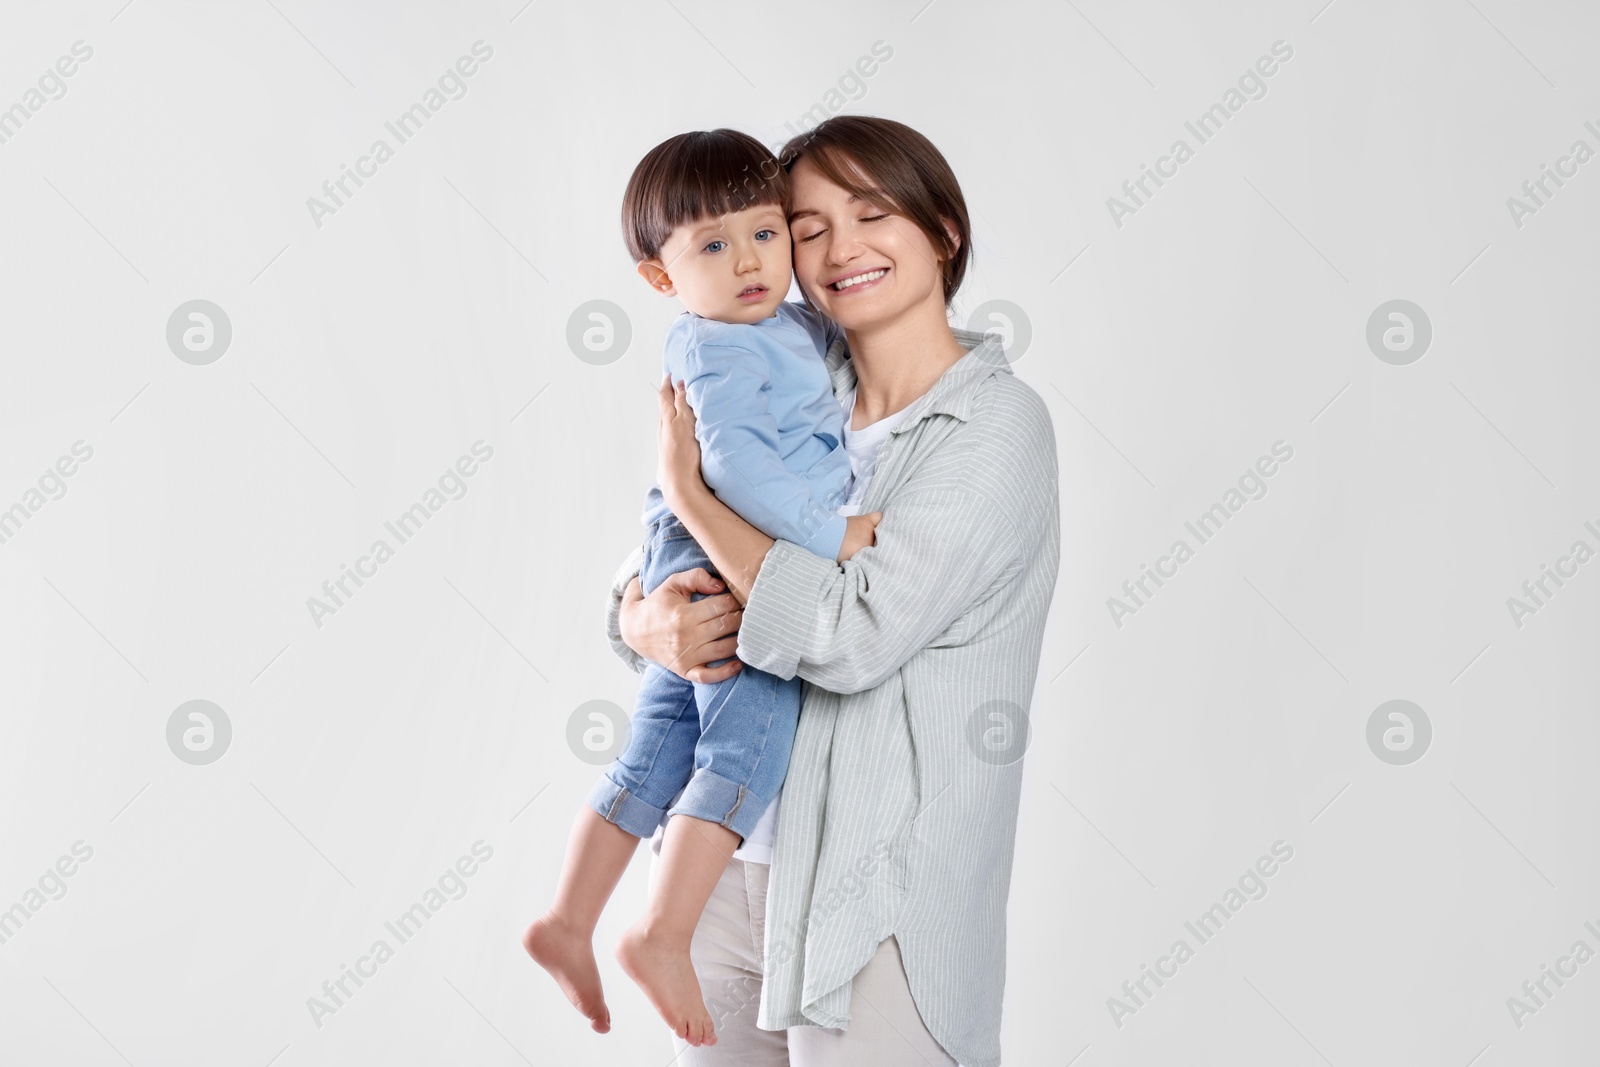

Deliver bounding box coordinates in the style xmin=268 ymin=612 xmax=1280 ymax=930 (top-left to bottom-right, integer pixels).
xmin=600 ymin=522 xmax=769 ymax=1045
xmin=585 ymin=662 xmax=703 ymax=837
xmin=616 ymin=813 xmax=741 ymax=1048
xmin=526 ymin=646 xmax=701 ymax=1030
xmin=522 ymin=807 xmax=639 ymax=1032
xmin=658 ymin=853 xmax=788 ymax=1066
xmin=616 ymin=668 xmax=802 ymax=1047
xmin=681 ymin=664 xmax=802 ymax=842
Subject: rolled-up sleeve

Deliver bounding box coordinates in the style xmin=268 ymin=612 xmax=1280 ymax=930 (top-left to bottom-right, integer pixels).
xmin=604 ymin=545 xmax=646 ymax=674
xmin=735 ymin=486 xmax=1023 ymax=694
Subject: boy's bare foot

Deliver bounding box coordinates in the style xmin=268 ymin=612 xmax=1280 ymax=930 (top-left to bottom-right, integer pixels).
xmin=523 ymin=913 xmax=610 ymax=1033
xmin=616 ymin=921 xmax=716 ymax=1046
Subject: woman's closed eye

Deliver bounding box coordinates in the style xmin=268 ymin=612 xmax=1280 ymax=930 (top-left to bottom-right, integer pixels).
xmin=797 ymin=214 xmax=890 ymax=242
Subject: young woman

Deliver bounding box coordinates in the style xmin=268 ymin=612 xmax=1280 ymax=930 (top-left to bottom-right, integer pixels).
xmin=607 ymin=115 xmax=1060 ymax=1067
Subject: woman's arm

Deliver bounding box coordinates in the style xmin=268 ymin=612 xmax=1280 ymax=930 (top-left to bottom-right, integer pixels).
xmin=667 ymin=480 xmax=775 ymax=607
xmin=657 ymin=376 xmax=1035 ymax=695
xmin=737 ymin=488 xmax=1024 ymax=693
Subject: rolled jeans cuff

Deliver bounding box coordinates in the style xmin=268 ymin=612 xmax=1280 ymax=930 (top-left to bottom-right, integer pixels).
xmin=586 ymin=775 xmax=669 ymax=840
xmin=671 ymin=767 xmax=766 ymax=842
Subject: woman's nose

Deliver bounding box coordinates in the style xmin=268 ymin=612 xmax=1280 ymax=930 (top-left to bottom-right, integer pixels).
xmin=825 ymin=234 xmax=864 ymax=265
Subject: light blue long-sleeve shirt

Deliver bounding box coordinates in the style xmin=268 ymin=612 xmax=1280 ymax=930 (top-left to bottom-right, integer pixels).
xmin=641 ymin=300 xmax=852 ymax=560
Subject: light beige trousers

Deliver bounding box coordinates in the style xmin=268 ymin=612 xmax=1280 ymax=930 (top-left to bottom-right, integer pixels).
xmin=652 ymin=853 xmax=960 ymax=1066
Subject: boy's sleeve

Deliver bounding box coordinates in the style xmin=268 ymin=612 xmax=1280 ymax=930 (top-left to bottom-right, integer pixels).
xmin=684 ymin=343 xmax=848 ymax=561
xmin=783 ymin=300 xmax=843 ymax=357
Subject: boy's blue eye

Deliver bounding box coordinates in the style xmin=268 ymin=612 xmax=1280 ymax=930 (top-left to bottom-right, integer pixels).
xmin=703 ymin=239 xmax=726 ymax=253
xmin=755 ymin=229 xmax=777 ymax=241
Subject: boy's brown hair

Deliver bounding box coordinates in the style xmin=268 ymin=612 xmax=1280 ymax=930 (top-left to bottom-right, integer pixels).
xmin=778 ymin=116 xmax=972 ymax=306
xmin=621 ymin=128 xmax=789 ymax=263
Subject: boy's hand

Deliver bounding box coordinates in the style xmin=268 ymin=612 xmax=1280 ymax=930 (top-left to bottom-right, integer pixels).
xmin=837 ymin=512 xmax=884 ymax=562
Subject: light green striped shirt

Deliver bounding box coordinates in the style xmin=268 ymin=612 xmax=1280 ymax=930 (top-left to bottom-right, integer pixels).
xmin=606 ymin=326 xmax=1060 ymax=1067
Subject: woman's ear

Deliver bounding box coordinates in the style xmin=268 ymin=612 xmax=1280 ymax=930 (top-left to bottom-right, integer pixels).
xmin=637 ymin=259 xmax=677 ymax=296
xmin=938 ymin=216 xmax=961 ymax=261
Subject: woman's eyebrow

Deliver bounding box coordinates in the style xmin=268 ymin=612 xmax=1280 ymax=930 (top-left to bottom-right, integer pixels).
xmin=788 ymin=194 xmax=862 ymax=223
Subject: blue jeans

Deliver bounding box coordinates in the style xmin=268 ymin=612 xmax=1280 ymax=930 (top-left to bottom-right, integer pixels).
xmin=587 ymin=514 xmax=799 ymax=842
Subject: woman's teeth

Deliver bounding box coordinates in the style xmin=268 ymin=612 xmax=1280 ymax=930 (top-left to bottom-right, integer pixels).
xmin=832 ymin=269 xmax=886 ymax=291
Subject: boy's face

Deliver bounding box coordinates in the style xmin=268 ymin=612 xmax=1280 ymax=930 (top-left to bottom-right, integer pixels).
xmin=638 ymin=203 xmax=792 ymax=324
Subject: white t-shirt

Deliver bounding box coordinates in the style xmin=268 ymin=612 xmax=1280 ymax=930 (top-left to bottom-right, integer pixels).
xmin=727 ymin=385 xmax=926 ymax=863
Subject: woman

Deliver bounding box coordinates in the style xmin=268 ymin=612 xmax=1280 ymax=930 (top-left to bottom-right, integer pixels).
xmin=606 ymin=115 xmax=1059 ymax=1066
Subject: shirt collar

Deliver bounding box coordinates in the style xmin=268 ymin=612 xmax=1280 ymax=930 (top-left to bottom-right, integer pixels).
xmin=825 ymin=325 xmax=1012 ymax=433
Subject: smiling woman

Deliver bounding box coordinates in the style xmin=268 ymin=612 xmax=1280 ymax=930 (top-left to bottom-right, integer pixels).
xmin=787 ymin=121 xmax=970 ymax=317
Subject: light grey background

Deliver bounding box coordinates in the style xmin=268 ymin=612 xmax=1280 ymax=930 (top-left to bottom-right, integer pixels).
xmin=2 ymin=0 xmax=1596 ymax=1064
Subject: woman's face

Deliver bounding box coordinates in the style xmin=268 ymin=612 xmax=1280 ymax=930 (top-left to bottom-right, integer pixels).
xmin=786 ymin=156 xmax=952 ymax=334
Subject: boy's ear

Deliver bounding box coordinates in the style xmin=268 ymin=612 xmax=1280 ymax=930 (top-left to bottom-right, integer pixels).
xmin=637 ymin=259 xmax=677 ymax=296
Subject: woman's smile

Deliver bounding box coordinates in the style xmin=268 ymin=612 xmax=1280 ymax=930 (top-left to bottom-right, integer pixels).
xmin=827 ymin=267 xmax=890 ymax=294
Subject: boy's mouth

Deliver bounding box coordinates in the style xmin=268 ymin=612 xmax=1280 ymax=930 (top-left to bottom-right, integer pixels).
xmin=736 ymin=284 xmax=769 ymax=303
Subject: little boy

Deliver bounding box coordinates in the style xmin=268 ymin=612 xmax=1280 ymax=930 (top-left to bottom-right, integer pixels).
xmin=523 ymin=129 xmax=878 ymax=1048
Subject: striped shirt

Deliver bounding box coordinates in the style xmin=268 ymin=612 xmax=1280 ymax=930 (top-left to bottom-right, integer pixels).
xmin=606 ymin=325 xmax=1061 ymax=1066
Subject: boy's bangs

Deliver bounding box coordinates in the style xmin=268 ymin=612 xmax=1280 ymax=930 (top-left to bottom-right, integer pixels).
xmin=658 ymin=162 xmax=785 ymax=235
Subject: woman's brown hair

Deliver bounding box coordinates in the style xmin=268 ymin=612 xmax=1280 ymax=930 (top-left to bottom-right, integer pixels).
xmin=778 ymin=116 xmax=972 ymax=307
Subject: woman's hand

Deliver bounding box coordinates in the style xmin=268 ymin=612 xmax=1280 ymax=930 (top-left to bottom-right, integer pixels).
xmin=618 ymin=567 xmax=745 ymax=683
xmin=657 ymin=375 xmax=708 ymax=513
